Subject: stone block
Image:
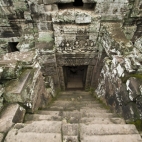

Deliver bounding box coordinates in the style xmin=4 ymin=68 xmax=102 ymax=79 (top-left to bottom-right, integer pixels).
xmin=0 ymin=60 xmax=22 ymax=79
xmin=131 ymin=0 xmax=142 ymax=17
xmin=62 ymin=124 xmax=79 ymax=136
xmin=4 ymin=69 xmax=33 ymax=102
xmin=13 ymin=1 xmax=28 ymax=11
xmin=122 ymin=102 xmax=141 ymax=120
xmin=135 ymin=37 xmax=142 ymax=52
xmin=2 ymin=51 xmax=37 ymax=66
xmin=0 ymin=104 xmax=25 ymax=133
xmin=43 ymin=0 xmax=57 ymax=4
xmin=44 ymin=4 xmax=58 ymax=12
xmin=80 ymin=124 xmax=138 ymax=137
xmin=59 ymin=0 xmax=74 ymax=3
xmin=81 ymin=135 xmax=142 ymax=142
xmin=4 ymin=69 xmax=48 ymax=113
xmin=75 ymin=13 xmax=91 ymax=24
xmin=38 ymin=31 xmax=54 ymax=43
xmin=83 ymin=0 xmax=97 ymax=3
xmin=24 ymin=12 xmax=32 ymax=20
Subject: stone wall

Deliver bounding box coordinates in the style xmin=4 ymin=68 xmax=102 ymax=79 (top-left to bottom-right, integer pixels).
xmin=94 ymin=22 xmax=142 ymax=121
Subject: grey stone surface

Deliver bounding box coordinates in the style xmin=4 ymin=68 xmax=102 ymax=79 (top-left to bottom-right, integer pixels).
xmin=0 ymin=133 xmax=4 ymax=142
xmin=0 ymin=104 xmax=25 ymax=133
xmin=81 ymin=135 xmax=142 ymax=142
xmin=80 ymin=124 xmax=139 ymax=136
xmin=5 ymin=132 xmax=61 ymax=142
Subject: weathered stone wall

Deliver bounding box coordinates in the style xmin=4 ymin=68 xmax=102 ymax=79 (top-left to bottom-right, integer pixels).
xmin=94 ymin=22 xmax=142 ymax=121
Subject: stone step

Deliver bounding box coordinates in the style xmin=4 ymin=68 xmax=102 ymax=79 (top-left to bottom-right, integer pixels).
xmin=61 ymin=91 xmax=90 ymax=96
xmin=5 ymin=132 xmax=61 ymax=142
xmin=81 ymin=135 xmax=142 ymax=142
xmin=52 ymin=100 xmax=100 ymax=104
xmin=37 ymin=110 xmax=62 ymax=116
xmin=62 ymin=124 xmax=79 ymax=142
xmin=48 ymin=101 xmax=104 ymax=110
xmin=0 ymin=104 xmax=25 ymax=134
xmin=46 ymin=105 xmax=109 ymax=112
xmin=57 ymin=96 xmax=93 ymax=101
xmin=14 ymin=121 xmax=62 ymax=133
xmin=46 ymin=106 xmax=80 ymax=111
xmin=63 ymin=136 xmax=78 ymax=142
xmin=62 ymin=111 xmax=116 ymax=118
xmin=80 ymin=117 xmax=125 ymax=124
xmin=25 ymin=114 xmax=62 ymax=122
xmin=81 ymin=112 xmax=116 ymax=118
xmin=51 ymin=100 xmax=101 ymax=106
xmin=62 ymin=123 xmax=79 ymax=136
xmin=80 ymin=108 xmax=109 ymax=113
xmin=80 ymin=124 xmax=139 ymax=136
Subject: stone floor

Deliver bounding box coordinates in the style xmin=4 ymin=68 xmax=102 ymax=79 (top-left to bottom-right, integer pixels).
xmin=3 ymin=91 xmax=142 ymax=142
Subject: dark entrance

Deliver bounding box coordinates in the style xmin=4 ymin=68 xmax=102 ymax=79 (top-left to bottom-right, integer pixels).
xmin=8 ymin=42 xmax=19 ymax=52
xmin=63 ymin=65 xmax=87 ymax=90
xmin=73 ymin=0 xmax=83 ymax=7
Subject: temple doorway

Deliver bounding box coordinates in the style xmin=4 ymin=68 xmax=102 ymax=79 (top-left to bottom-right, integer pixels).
xmin=63 ymin=66 xmax=87 ymax=90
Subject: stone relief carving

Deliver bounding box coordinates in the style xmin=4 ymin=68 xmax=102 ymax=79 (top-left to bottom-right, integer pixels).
xmin=56 ymin=56 xmax=93 ymax=66
xmin=57 ymin=39 xmax=95 ymax=53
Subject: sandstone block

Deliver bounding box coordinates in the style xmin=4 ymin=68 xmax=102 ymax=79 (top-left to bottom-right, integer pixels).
xmin=0 ymin=60 xmax=22 ymax=79
xmin=0 ymin=104 xmax=25 ymax=133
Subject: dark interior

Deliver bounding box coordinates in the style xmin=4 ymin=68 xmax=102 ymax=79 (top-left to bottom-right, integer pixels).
xmin=8 ymin=42 xmax=19 ymax=52
xmin=58 ymin=1 xmax=96 ymax=10
xmin=73 ymin=0 xmax=83 ymax=7
xmin=63 ymin=65 xmax=87 ymax=90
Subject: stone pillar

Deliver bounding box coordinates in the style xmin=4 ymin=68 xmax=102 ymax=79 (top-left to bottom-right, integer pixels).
xmin=57 ymin=66 xmax=65 ymax=90
xmin=85 ymin=65 xmax=94 ymax=90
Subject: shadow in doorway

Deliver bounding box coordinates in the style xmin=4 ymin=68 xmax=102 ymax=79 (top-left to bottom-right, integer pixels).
xmin=63 ymin=66 xmax=87 ymax=90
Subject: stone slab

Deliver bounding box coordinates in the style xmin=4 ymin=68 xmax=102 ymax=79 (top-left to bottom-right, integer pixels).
xmin=25 ymin=114 xmax=62 ymax=122
xmin=17 ymin=121 xmax=61 ymax=133
xmin=0 ymin=60 xmax=21 ymax=79
xmin=2 ymin=51 xmax=36 ymax=65
xmin=63 ymin=136 xmax=78 ymax=142
xmin=62 ymin=124 xmax=79 ymax=136
xmin=5 ymin=132 xmax=61 ymax=142
xmin=80 ymin=117 xmax=125 ymax=124
xmin=81 ymin=112 xmax=115 ymax=118
xmin=80 ymin=124 xmax=139 ymax=136
xmin=0 ymin=104 xmax=25 ymax=133
xmin=81 ymin=135 xmax=142 ymax=142
xmin=4 ymin=69 xmax=32 ymax=102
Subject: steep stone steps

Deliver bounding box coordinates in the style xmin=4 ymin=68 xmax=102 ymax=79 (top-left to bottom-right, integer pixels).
xmin=4 ymin=91 xmax=142 ymax=142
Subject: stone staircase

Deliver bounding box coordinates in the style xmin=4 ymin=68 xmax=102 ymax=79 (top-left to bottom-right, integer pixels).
xmin=4 ymin=91 xmax=142 ymax=142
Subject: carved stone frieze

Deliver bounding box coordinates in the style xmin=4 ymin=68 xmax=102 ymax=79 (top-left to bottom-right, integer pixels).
xmin=56 ymin=39 xmax=96 ymax=53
